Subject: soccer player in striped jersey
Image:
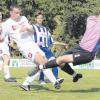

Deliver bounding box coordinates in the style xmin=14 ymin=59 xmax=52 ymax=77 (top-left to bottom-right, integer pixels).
xmin=32 ymin=10 xmax=64 ymax=84
xmin=0 ymin=12 xmax=16 ymax=82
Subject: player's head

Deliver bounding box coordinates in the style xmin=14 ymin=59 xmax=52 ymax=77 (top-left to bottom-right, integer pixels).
xmin=0 ymin=12 xmax=2 ymax=22
xmin=34 ymin=10 xmax=45 ymax=25
xmin=9 ymin=5 xmax=21 ymax=21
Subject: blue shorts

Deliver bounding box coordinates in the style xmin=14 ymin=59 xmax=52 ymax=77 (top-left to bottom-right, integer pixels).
xmin=40 ymin=47 xmax=54 ymax=59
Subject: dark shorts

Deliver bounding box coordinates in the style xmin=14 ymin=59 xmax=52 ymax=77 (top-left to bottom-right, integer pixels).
xmin=63 ymin=45 xmax=95 ymax=65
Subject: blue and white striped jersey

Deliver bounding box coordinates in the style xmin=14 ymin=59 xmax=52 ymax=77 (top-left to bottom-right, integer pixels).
xmin=32 ymin=24 xmax=53 ymax=47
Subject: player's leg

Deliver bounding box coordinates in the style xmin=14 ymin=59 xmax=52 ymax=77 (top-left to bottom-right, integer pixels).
xmin=21 ymin=68 xmax=40 ymax=91
xmin=20 ymin=57 xmax=61 ymax=90
xmin=61 ymin=63 xmax=82 ymax=82
xmin=39 ymin=70 xmax=45 ymax=85
xmin=20 ymin=44 xmax=63 ymax=90
xmin=47 ymin=54 xmax=63 ymax=83
xmin=39 ymin=55 xmax=81 ymax=82
xmin=40 ymin=45 xmax=79 ymax=68
xmin=42 ymin=68 xmax=63 ymax=89
xmin=41 ymin=50 xmax=94 ymax=69
xmin=2 ymin=54 xmax=17 ymax=82
xmin=20 ymin=52 xmax=45 ymax=91
xmin=47 ymin=54 xmax=58 ymax=79
xmin=35 ymin=52 xmax=63 ymax=89
xmin=59 ymin=47 xmax=83 ymax=82
xmin=38 ymin=47 xmax=58 ymax=83
xmin=38 ymin=49 xmax=95 ymax=84
xmin=43 ymin=68 xmax=60 ymax=89
xmin=52 ymin=67 xmax=58 ymax=78
xmin=37 ymin=49 xmax=64 ymax=88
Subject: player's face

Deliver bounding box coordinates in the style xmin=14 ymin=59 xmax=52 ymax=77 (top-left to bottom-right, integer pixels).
xmin=10 ymin=8 xmax=21 ymax=21
xmin=35 ymin=15 xmax=44 ymax=25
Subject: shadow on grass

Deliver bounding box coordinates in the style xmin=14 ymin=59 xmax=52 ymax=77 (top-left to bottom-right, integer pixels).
xmin=29 ymin=85 xmax=100 ymax=93
xmin=30 ymin=85 xmax=50 ymax=91
xmin=13 ymin=84 xmax=100 ymax=93
xmin=68 ymin=88 xmax=100 ymax=93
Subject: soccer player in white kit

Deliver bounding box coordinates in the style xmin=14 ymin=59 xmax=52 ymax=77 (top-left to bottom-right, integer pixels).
xmin=0 ymin=12 xmax=16 ymax=82
xmin=4 ymin=5 xmax=63 ymax=90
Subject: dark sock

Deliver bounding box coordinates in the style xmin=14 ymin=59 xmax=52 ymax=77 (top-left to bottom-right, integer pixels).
xmin=61 ymin=63 xmax=74 ymax=75
xmin=44 ymin=59 xmax=59 ymax=69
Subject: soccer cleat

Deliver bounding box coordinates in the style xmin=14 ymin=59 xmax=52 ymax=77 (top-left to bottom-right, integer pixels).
xmin=54 ymin=81 xmax=61 ymax=89
xmin=73 ymin=73 xmax=82 ymax=82
xmin=20 ymin=85 xmax=30 ymax=91
xmin=57 ymin=78 xmax=64 ymax=84
xmin=4 ymin=77 xmax=17 ymax=82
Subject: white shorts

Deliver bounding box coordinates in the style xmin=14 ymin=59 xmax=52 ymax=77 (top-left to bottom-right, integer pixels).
xmin=0 ymin=42 xmax=10 ymax=57
xmin=19 ymin=42 xmax=45 ymax=62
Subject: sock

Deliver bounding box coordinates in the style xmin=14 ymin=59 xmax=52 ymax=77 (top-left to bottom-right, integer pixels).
xmin=39 ymin=59 xmax=59 ymax=69
xmin=52 ymin=67 xmax=58 ymax=79
xmin=2 ymin=65 xmax=10 ymax=79
xmin=43 ymin=69 xmax=57 ymax=84
xmin=61 ymin=63 xmax=75 ymax=75
xmin=39 ymin=70 xmax=44 ymax=81
xmin=22 ymin=71 xmax=40 ymax=86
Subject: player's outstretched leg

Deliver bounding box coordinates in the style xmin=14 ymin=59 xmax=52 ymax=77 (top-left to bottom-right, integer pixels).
xmin=61 ymin=63 xmax=82 ymax=82
xmin=20 ymin=67 xmax=40 ymax=91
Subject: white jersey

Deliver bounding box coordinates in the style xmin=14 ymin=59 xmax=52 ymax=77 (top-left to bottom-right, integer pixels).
xmin=3 ymin=16 xmax=45 ymax=62
xmin=4 ymin=16 xmax=33 ymax=48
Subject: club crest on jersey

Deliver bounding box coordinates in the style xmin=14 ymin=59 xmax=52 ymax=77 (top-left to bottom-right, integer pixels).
xmin=12 ymin=25 xmax=17 ymax=30
xmin=28 ymin=52 xmax=32 ymax=58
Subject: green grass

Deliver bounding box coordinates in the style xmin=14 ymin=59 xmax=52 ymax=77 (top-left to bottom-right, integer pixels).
xmin=0 ymin=68 xmax=100 ymax=100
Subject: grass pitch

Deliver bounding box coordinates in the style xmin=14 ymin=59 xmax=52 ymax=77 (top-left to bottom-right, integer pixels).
xmin=0 ymin=68 xmax=100 ymax=100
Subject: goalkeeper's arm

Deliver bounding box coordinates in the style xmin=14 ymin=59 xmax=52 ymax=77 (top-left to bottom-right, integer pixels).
xmin=52 ymin=41 xmax=68 ymax=48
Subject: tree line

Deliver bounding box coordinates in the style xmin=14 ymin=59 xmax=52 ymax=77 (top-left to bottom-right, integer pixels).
xmin=0 ymin=0 xmax=100 ymax=57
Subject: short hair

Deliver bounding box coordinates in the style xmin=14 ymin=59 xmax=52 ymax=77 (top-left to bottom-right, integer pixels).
xmin=34 ymin=10 xmax=45 ymax=18
xmin=9 ymin=5 xmax=21 ymax=11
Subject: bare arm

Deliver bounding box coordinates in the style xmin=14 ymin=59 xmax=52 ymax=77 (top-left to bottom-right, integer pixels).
xmin=53 ymin=41 xmax=68 ymax=48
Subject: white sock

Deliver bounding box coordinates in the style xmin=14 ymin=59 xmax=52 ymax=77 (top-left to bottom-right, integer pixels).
xmin=43 ymin=69 xmax=57 ymax=85
xmin=2 ymin=65 xmax=10 ymax=79
xmin=22 ymin=71 xmax=40 ymax=86
xmin=72 ymin=72 xmax=77 ymax=78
